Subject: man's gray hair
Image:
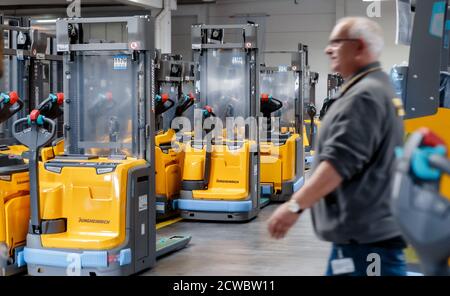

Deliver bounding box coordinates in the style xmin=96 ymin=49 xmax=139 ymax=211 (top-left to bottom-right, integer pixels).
xmin=337 ymin=17 xmax=384 ymax=58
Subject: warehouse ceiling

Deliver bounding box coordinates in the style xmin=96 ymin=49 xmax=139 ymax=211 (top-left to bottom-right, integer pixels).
xmin=0 ymin=0 xmax=216 ymax=18
xmin=1 ymin=0 xmax=126 ymax=8
xmin=0 ymin=0 xmax=215 ymax=9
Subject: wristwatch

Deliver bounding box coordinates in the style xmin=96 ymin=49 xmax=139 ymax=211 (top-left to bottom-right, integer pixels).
xmin=287 ymin=199 xmax=303 ymax=214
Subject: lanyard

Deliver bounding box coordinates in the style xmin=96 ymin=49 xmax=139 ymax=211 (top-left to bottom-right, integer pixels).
xmin=336 ymin=66 xmax=383 ymax=99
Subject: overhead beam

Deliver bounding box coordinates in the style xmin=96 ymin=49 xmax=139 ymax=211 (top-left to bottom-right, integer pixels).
xmin=0 ymin=4 xmax=126 ymax=10
xmin=115 ymin=0 xmax=163 ymax=9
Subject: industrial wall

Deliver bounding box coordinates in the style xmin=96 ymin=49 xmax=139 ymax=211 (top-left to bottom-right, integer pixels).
xmin=1 ymin=0 xmax=411 ymax=108
xmin=173 ymin=0 xmax=411 ymax=109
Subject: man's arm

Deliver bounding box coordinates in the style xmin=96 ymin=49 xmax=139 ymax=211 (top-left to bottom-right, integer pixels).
xmin=268 ymin=92 xmax=385 ymax=239
xmin=292 ymin=160 xmax=343 ymax=209
xmin=267 ymin=160 xmax=343 ymax=239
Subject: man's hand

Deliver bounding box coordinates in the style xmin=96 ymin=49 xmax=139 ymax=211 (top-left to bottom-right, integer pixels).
xmin=267 ymin=202 xmax=300 ymax=239
xmin=266 ymin=161 xmax=343 ymax=240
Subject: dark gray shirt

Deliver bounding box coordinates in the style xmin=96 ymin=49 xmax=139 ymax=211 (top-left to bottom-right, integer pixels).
xmin=311 ymin=62 xmax=405 ymax=244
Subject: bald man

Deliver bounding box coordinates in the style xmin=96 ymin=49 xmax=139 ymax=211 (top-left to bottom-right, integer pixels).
xmin=268 ymin=17 xmax=407 ymax=276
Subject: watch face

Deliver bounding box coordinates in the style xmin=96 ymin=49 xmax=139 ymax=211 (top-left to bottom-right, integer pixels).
xmin=288 ymin=201 xmax=300 ymax=213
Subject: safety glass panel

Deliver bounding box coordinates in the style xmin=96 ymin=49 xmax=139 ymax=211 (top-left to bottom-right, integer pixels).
xmin=0 ymin=57 xmax=9 ymax=91
xmin=71 ymin=51 xmax=137 ymax=157
xmin=0 ymin=56 xmax=15 ymax=145
xmin=260 ymin=71 xmax=298 ymax=129
xmin=203 ymin=49 xmax=249 ymax=123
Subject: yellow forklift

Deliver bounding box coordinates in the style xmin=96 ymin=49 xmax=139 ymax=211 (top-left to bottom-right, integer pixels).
xmin=15 ymin=16 xmax=189 ymax=276
xmin=154 ymin=53 xmax=196 ymax=220
xmin=177 ymin=24 xmax=262 ymax=221
xmin=0 ymin=91 xmax=28 ymax=276
xmin=0 ymin=92 xmax=63 ymax=276
xmin=258 ymin=44 xmax=310 ymax=201
xmin=391 ymin=0 xmax=450 ymax=273
xmin=0 ymin=18 xmax=63 ymax=276
xmin=392 ymin=0 xmax=450 ymax=197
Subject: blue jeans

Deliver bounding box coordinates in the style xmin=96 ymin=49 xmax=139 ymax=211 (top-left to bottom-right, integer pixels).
xmin=325 ymin=243 xmax=407 ymax=276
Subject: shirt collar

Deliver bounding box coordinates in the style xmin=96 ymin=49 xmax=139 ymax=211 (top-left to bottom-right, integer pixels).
xmin=332 ymin=61 xmax=382 ymax=99
xmin=346 ymin=61 xmax=382 ymax=82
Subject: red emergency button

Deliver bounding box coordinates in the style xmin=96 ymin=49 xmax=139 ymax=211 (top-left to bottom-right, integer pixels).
xmin=188 ymin=92 xmax=195 ymax=101
xmin=9 ymin=91 xmax=19 ymax=105
xmin=161 ymin=93 xmax=169 ymax=103
xmin=56 ymin=93 xmax=65 ymax=105
xmin=204 ymin=105 xmax=213 ymax=113
xmin=261 ymin=93 xmax=269 ymax=102
xmin=105 ymin=91 xmax=113 ymax=102
xmin=419 ymin=127 xmax=446 ymax=147
xmin=30 ymin=109 xmax=41 ymax=121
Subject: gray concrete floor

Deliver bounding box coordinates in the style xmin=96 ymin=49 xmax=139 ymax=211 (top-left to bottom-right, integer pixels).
xmin=146 ymin=204 xmax=331 ymax=276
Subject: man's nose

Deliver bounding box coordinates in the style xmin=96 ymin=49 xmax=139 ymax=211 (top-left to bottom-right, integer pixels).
xmin=324 ymin=45 xmax=333 ymax=56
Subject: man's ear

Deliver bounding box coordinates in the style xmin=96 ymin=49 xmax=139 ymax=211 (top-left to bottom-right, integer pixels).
xmin=357 ymin=38 xmax=366 ymax=53
xmin=354 ymin=39 xmax=367 ymax=62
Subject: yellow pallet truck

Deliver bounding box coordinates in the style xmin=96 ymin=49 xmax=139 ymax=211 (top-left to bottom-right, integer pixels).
xmin=0 ymin=19 xmax=64 ymax=276
xmin=259 ymin=44 xmax=311 ymax=201
xmin=0 ymin=91 xmax=28 ymax=276
xmin=177 ymin=24 xmax=262 ymax=221
xmin=15 ymin=16 xmax=189 ymax=276
xmin=154 ymin=54 xmax=196 ymax=220
xmin=0 ymin=91 xmax=64 ymax=276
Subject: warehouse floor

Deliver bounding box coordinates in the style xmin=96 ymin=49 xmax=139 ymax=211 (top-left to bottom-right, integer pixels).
xmin=147 ymin=204 xmax=331 ymax=276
